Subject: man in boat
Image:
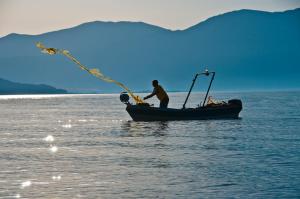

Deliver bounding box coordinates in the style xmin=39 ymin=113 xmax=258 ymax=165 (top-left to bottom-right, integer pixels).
xmin=143 ymin=80 xmax=169 ymax=108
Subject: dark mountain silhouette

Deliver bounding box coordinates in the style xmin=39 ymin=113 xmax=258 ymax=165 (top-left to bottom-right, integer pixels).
xmin=0 ymin=8 xmax=299 ymax=93
xmin=0 ymin=78 xmax=67 ymax=94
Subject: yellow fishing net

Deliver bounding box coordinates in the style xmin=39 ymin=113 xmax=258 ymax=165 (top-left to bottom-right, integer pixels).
xmin=36 ymin=42 xmax=144 ymax=104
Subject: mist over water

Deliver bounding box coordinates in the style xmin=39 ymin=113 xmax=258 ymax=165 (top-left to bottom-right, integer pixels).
xmin=0 ymin=92 xmax=299 ymax=198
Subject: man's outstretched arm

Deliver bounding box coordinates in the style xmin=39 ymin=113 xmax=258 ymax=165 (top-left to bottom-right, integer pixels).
xmin=144 ymin=89 xmax=157 ymax=100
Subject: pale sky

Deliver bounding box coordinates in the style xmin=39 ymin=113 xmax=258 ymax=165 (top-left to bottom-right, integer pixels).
xmin=1 ymin=0 xmax=300 ymax=37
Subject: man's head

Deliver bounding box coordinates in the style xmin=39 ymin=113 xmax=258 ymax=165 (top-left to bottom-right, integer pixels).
xmin=152 ymin=80 xmax=158 ymax=87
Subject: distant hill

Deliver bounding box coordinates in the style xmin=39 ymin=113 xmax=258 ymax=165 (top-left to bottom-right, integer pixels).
xmin=0 ymin=78 xmax=67 ymax=94
xmin=0 ymin=8 xmax=299 ymax=93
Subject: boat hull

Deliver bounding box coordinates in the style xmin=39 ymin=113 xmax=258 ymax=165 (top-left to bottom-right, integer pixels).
xmin=126 ymin=99 xmax=242 ymax=121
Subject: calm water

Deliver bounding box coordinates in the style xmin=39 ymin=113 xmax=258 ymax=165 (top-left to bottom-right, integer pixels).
xmin=0 ymin=92 xmax=299 ymax=199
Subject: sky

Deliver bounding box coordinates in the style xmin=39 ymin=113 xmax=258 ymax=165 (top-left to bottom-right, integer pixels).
xmin=1 ymin=0 xmax=300 ymax=37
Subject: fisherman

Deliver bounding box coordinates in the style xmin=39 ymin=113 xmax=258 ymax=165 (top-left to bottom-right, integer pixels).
xmin=144 ymin=80 xmax=169 ymax=108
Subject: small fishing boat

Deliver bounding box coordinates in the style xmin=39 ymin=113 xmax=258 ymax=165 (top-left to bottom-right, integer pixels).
xmin=120 ymin=70 xmax=242 ymax=121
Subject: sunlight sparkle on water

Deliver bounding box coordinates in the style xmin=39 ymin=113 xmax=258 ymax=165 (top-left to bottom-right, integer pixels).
xmin=52 ymin=175 xmax=62 ymax=181
xmin=43 ymin=135 xmax=54 ymax=142
xmin=15 ymin=194 xmax=20 ymax=198
xmin=49 ymin=145 xmax=58 ymax=153
xmin=21 ymin=180 xmax=31 ymax=189
xmin=62 ymin=124 xmax=72 ymax=128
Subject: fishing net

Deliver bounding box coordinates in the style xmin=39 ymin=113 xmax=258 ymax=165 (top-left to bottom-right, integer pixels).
xmin=36 ymin=42 xmax=144 ymax=104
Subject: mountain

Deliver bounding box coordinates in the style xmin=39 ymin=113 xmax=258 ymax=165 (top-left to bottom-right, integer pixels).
xmin=0 ymin=78 xmax=67 ymax=94
xmin=0 ymin=8 xmax=299 ymax=93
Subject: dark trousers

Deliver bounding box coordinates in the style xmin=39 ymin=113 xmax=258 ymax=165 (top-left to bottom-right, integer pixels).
xmin=160 ymin=98 xmax=169 ymax=108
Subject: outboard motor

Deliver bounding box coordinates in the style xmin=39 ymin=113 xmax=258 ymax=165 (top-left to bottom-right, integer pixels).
xmin=120 ymin=92 xmax=150 ymax=107
xmin=228 ymin=99 xmax=243 ymax=109
xmin=120 ymin=92 xmax=130 ymax=104
xmin=228 ymin=99 xmax=242 ymax=106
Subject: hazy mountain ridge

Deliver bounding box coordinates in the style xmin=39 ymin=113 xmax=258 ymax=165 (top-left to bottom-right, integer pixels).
xmin=0 ymin=8 xmax=299 ymax=93
xmin=0 ymin=78 xmax=67 ymax=94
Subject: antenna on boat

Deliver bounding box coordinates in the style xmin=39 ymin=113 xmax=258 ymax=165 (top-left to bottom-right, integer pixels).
xmin=182 ymin=69 xmax=215 ymax=109
xmin=182 ymin=73 xmax=199 ymax=109
xmin=202 ymin=70 xmax=215 ymax=107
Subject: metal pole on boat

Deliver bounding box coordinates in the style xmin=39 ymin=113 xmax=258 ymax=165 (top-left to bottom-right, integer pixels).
xmin=182 ymin=74 xmax=199 ymax=109
xmin=202 ymin=71 xmax=215 ymax=107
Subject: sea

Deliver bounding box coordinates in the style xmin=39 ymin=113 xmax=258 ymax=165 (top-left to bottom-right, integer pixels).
xmin=0 ymin=91 xmax=299 ymax=199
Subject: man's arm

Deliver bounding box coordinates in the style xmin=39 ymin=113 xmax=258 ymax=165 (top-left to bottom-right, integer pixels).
xmin=144 ymin=88 xmax=157 ymax=100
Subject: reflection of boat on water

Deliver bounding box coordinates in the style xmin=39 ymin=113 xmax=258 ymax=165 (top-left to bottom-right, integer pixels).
xmin=120 ymin=70 xmax=242 ymax=121
xmin=121 ymin=121 xmax=169 ymax=136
